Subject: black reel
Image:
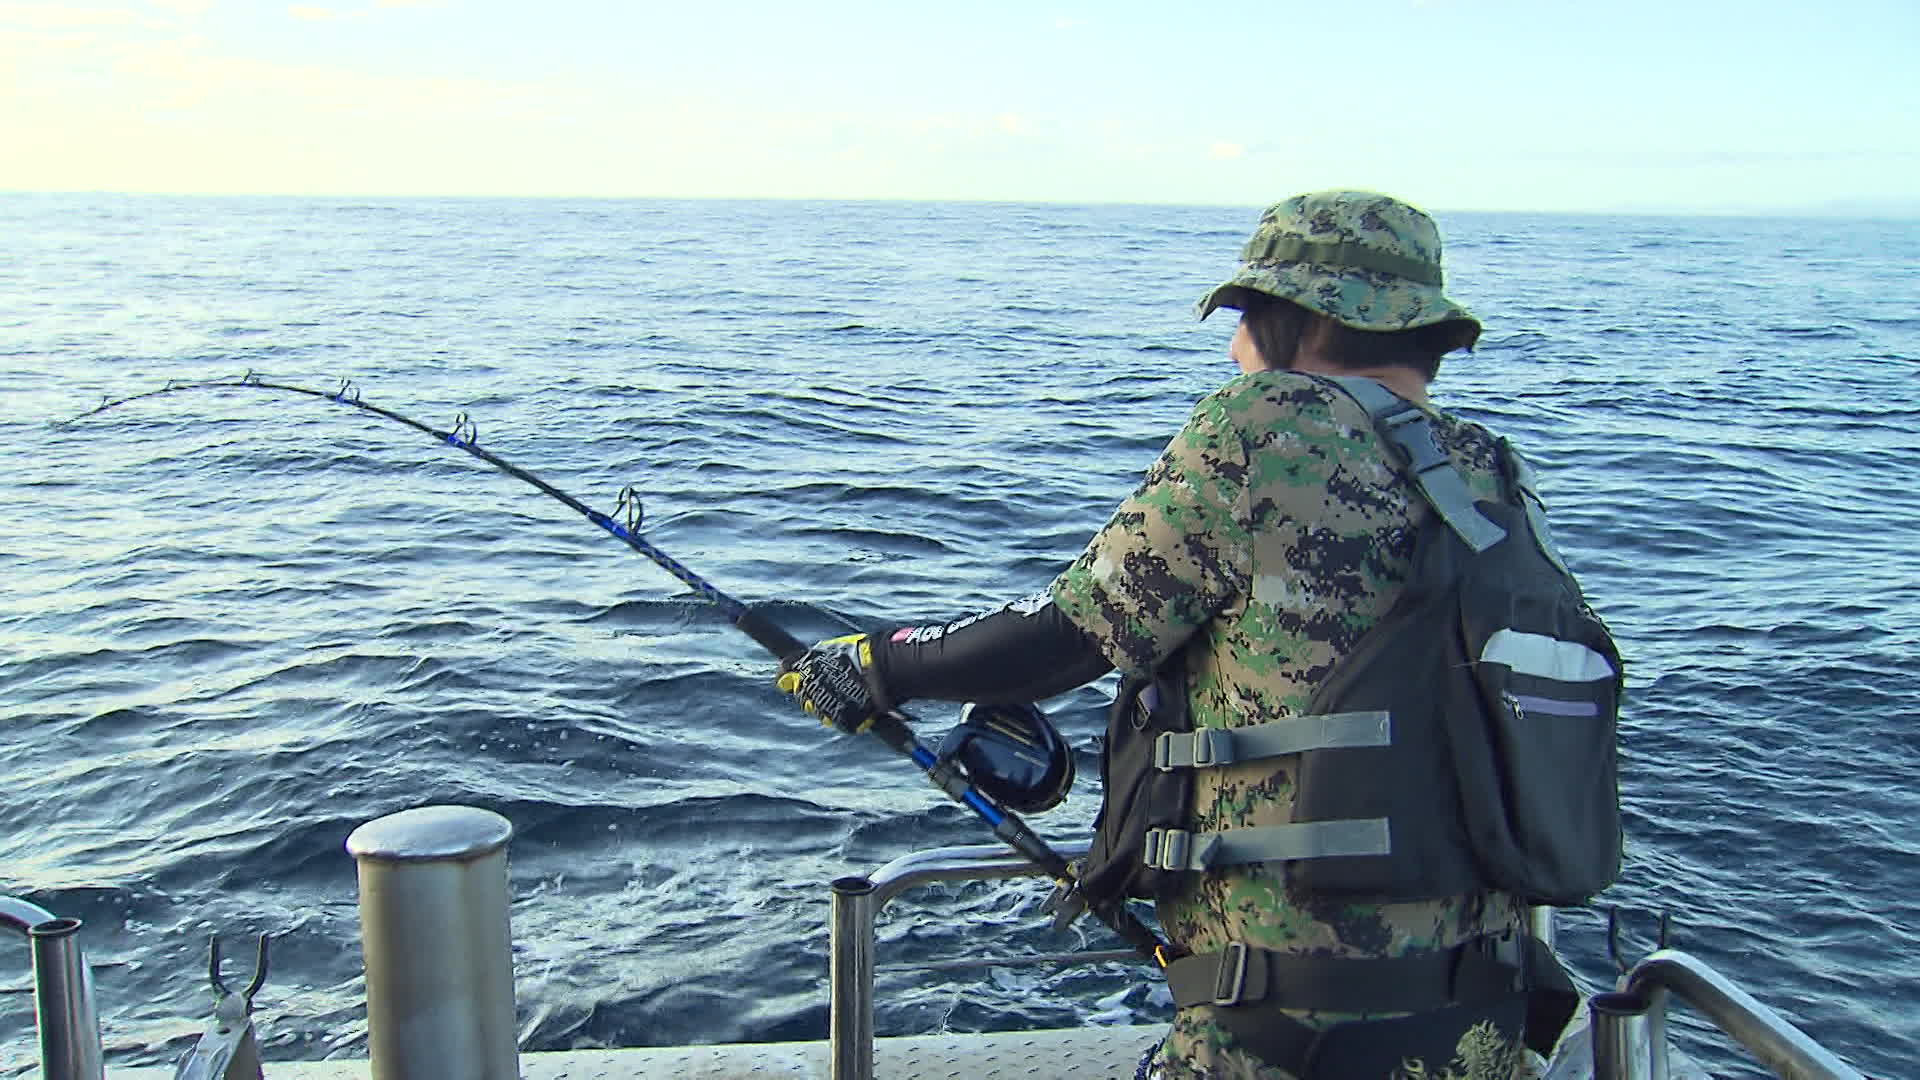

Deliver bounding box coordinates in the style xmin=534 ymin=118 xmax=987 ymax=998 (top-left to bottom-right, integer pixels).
xmin=936 ymin=701 xmax=1075 ymax=814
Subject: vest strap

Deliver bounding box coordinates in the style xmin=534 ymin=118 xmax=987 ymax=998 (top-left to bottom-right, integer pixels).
xmin=1143 ymin=818 xmax=1391 ymax=872
xmin=1167 ymin=935 xmax=1579 ymax=1062
xmin=1153 ymin=711 xmax=1391 ymax=771
xmin=1325 ymin=376 xmax=1508 ymax=553
xmin=1165 ymin=938 xmax=1521 ymax=1013
xmin=1503 ymin=437 xmax=1541 ymax=502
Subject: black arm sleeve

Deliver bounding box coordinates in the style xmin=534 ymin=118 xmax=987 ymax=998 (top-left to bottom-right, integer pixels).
xmin=869 ymin=599 xmax=1114 ymax=706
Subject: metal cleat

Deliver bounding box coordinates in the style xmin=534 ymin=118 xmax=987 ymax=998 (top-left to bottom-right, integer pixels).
xmin=172 ymin=933 xmax=270 ymax=1080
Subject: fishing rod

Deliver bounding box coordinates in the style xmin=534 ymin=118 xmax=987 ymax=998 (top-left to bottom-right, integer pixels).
xmin=64 ymin=372 xmax=782 ymax=651
xmin=60 ymin=373 xmax=1167 ymax=962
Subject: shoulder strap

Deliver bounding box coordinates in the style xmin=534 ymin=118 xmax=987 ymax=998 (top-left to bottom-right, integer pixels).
xmin=1497 ymin=435 xmax=1576 ymax=577
xmin=1320 ymin=375 xmax=1507 ymax=553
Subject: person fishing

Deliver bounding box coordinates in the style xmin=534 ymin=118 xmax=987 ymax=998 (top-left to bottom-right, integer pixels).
xmin=777 ymin=190 xmax=1606 ymax=1079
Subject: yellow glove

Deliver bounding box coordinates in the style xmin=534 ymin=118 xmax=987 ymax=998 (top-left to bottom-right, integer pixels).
xmin=775 ymin=633 xmax=887 ymax=735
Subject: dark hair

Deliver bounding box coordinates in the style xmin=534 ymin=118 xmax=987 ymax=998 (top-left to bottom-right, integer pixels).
xmin=1236 ymin=290 xmax=1315 ymax=373
xmin=1236 ymin=291 xmax=1471 ymax=381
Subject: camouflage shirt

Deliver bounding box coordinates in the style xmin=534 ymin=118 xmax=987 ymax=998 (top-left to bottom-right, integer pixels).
xmin=1050 ymin=371 xmax=1526 ymax=1080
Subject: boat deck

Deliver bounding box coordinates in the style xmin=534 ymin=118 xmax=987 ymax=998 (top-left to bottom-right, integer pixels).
xmin=110 ymin=1024 xmax=1168 ymax=1079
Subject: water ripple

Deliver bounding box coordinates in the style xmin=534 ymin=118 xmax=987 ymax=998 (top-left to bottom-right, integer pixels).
xmin=0 ymin=196 xmax=1914 ymax=1079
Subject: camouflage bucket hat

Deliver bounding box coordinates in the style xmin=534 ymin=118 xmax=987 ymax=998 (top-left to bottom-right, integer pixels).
xmin=1196 ymin=190 xmax=1480 ymax=348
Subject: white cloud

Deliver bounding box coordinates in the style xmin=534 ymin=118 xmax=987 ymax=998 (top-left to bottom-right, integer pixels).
xmin=1208 ymin=141 xmax=1246 ymax=160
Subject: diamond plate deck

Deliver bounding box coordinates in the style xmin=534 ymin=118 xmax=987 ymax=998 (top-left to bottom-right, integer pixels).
xmin=111 ymin=1024 xmax=1167 ymax=1079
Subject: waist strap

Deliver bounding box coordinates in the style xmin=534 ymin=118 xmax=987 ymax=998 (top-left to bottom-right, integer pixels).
xmin=1165 ymin=939 xmax=1520 ymax=1015
xmin=1167 ymin=934 xmax=1579 ymax=1064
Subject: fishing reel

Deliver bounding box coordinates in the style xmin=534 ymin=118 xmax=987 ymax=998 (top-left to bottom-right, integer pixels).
xmin=934 ymin=702 xmax=1075 ymax=814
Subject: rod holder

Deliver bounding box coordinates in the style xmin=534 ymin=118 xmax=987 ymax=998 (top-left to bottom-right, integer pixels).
xmin=2 ymin=898 xmax=104 ymax=1080
xmin=829 ymin=875 xmax=877 ymax=1080
xmin=31 ymin=918 xmax=106 ymax=1080
xmin=346 ymin=806 xmax=518 ymax=1080
xmin=1590 ymin=990 xmax=1654 ymax=1080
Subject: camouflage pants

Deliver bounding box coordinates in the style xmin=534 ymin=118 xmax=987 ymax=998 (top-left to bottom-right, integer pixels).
xmin=1143 ymin=999 xmax=1535 ymax=1080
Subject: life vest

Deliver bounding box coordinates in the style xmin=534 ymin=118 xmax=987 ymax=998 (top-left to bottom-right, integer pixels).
xmin=1073 ymin=376 xmax=1624 ymax=910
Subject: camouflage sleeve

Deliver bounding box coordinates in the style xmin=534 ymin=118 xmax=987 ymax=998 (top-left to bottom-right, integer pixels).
xmin=1049 ymin=385 xmax=1253 ymax=676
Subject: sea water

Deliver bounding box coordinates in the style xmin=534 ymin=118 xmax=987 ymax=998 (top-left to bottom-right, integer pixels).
xmin=1 ymin=195 xmax=1915 ymax=1078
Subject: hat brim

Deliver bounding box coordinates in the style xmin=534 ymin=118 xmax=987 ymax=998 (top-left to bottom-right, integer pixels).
xmin=1196 ymin=262 xmax=1481 ymax=349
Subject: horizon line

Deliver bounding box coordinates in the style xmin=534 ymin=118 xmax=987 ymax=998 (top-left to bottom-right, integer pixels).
xmin=4 ymin=188 xmax=1919 ymax=221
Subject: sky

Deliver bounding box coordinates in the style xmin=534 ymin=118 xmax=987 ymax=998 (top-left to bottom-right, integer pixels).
xmin=3 ymin=0 xmax=1918 ymax=214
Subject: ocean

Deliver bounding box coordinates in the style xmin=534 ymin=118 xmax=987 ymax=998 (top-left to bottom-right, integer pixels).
xmin=1 ymin=195 xmax=1914 ymax=1078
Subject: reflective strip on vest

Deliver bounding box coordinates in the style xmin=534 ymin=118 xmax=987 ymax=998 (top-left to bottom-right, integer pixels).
xmin=1481 ymin=628 xmax=1615 ymax=682
xmin=1154 ymin=711 xmax=1391 ymax=771
xmin=1144 ymin=818 xmax=1392 ymax=872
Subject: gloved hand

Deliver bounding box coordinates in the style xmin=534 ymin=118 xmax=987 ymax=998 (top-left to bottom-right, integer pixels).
xmin=776 ymin=633 xmax=891 ymax=735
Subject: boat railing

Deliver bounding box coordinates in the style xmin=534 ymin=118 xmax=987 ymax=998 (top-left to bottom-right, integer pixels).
xmin=1592 ymin=948 xmax=1866 ymax=1080
xmin=827 ymin=843 xmax=1870 ymax=1080
xmin=825 ymin=842 xmax=1553 ymax=1080
xmin=1 ymin=895 xmax=105 ymax=1080
xmin=9 ymin=814 xmax=1875 ymax=1080
xmin=829 ymin=840 xmax=1118 ymax=1080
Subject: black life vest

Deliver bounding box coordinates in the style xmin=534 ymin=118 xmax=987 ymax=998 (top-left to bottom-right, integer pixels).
xmin=1074 ymin=376 xmax=1624 ymax=909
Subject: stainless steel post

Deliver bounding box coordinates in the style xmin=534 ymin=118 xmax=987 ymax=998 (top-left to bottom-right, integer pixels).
xmin=31 ymin=920 xmax=106 ymax=1080
xmin=1525 ymin=904 xmax=1555 ymax=951
xmin=1591 ymin=991 xmax=1653 ymax=1080
xmin=829 ymin=875 xmax=877 ymax=1080
xmin=1645 ymin=986 xmax=1673 ymax=1080
xmin=346 ymin=805 xmax=518 ymax=1080
xmin=3 ymin=898 xmax=104 ymax=1080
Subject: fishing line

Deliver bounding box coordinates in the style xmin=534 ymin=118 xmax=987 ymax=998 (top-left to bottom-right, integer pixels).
xmin=65 ymin=372 xmax=784 ymax=650
xmin=61 ymin=373 xmax=1167 ymax=962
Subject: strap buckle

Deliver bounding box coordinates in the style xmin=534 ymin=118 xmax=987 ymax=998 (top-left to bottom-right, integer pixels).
xmin=1153 ymin=729 xmax=1228 ymax=771
xmin=1378 ymin=407 xmax=1449 ymax=474
xmin=1190 ymin=729 xmax=1222 ymax=768
xmin=1142 ymin=827 xmax=1190 ymax=872
xmin=1213 ymin=942 xmax=1250 ymax=1007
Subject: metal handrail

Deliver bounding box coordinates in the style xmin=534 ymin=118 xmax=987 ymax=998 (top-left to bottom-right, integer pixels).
xmin=1591 ymin=948 xmax=1866 ymax=1080
xmin=828 ymin=849 xmax=1871 ymax=1080
xmin=2 ymin=896 xmax=106 ymax=1080
xmin=825 ymin=845 xmax=1560 ymax=1080
xmin=830 ymin=841 xmax=1136 ymax=1080
xmin=826 ymin=844 xmax=1570 ymax=1079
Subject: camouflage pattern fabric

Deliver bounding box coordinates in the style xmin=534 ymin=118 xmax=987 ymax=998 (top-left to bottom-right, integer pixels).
xmin=1052 ymin=372 xmax=1527 ymax=1079
xmin=1195 ymin=190 xmax=1481 ymax=352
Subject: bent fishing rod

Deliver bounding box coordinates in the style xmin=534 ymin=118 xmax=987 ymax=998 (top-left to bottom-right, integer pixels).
xmin=61 ymin=373 xmax=1166 ymax=962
